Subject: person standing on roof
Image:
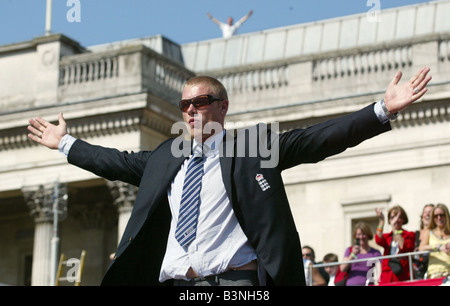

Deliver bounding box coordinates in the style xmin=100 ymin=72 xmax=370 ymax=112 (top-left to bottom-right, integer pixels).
xmin=207 ymin=10 xmax=253 ymax=38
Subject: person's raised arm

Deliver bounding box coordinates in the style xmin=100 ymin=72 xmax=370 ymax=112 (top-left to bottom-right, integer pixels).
xmin=389 ymin=211 xmax=405 ymax=249
xmin=27 ymin=112 xmax=67 ymax=150
xmin=237 ymin=10 xmax=253 ymax=24
xmin=28 ymin=112 xmax=149 ymax=186
xmin=207 ymin=12 xmax=222 ymax=25
xmin=375 ymin=208 xmax=385 ymax=240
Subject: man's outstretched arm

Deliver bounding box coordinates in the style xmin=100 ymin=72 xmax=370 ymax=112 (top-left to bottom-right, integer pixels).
xmin=27 ymin=112 xmax=149 ymax=186
xmin=277 ymin=67 xmax=432 ymax=170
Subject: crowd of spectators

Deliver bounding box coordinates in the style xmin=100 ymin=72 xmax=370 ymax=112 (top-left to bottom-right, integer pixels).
xmin=303 ymin=203 xmax=450 ymax=286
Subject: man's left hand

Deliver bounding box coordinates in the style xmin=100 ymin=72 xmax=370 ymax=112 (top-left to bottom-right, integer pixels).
xmin=384 ymin=67 xmax=432 ymax=114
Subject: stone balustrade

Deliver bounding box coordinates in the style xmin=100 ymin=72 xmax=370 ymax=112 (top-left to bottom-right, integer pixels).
xmin=58 ymin=45 xmax=193 ymax=106
xmin=59 ymin=55 xmax=119 ymax=86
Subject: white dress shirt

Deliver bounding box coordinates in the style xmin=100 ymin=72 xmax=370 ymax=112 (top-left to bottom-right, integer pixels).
xmin=218 ymin=19 xmax=247 ymax=39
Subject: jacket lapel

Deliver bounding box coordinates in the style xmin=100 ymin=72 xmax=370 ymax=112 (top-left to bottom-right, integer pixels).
xmin=149 ymin=138 xmax=190 ymax=205
xmin=114 ymin=138 xmax=189 ymax=258
xmin=126 ymin=139 xmax=189 ymax=232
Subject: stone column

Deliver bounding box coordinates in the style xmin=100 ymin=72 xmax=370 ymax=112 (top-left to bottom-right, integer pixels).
xmin=106 ymin=181 xmax=137 ymax=245
xmin=22 ymin=183 xmax=67 ymax=286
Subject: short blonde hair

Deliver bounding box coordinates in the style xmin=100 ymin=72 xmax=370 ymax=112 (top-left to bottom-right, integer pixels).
xmin=184 ymin=76 xmax=228 ymax=101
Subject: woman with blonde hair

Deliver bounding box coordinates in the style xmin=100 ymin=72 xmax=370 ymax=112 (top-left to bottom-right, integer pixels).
xmin=419 ymin=203 xmax=450 ymax=279
xmin=413 ymin=204 xmax=434 ymax=279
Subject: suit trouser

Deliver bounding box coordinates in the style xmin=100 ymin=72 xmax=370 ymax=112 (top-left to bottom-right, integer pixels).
xmin=173 ymin=270 xmax=259 ymax=286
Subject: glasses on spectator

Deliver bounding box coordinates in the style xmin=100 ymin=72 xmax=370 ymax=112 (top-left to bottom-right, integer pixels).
xmin=434 ymin=213 xmax=445 ymax=218
xmin=303 ymin=253 xmax=313 ymax=258
xmin=179 ymin=94 xmax=223 ymax=112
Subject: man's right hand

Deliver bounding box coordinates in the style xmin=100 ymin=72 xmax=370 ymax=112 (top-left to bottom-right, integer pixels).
xmin=27 ymin=112 xmax=67 ymax=150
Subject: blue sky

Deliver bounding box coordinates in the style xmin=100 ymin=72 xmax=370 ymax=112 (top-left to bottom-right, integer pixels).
xmin=0 ymin=0 xmax=432 ymax=47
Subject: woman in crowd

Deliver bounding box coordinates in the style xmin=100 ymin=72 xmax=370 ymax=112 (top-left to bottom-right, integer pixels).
xmin=340 ymin=222 xmax=382 ymax=286
xmin=413 ymin=204 xmax=434 ymax=279
xmin=419 ymin=203 xmax=450 ymax=279
xmin=375 ymin=206 xmax=416 ymax=283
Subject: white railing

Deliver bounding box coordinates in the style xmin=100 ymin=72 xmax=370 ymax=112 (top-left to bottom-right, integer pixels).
xmin=312 ymin=46 xmax=412 ymax=82
xmin=439 ymin=39 xmax=450 ymax=63
xmin=145 ymin=58 xmax=191 ymax=96
xmin=310 ymin=250 xmax=433 ymax=286
xmin=60 ymin=56 xmax=119 ymax=85
xmin=218 ymin=65 xmax=289 ymax=95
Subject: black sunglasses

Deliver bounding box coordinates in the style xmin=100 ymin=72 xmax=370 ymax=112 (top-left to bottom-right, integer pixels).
xmin=179 ymin=94 xmax=223 ymax=112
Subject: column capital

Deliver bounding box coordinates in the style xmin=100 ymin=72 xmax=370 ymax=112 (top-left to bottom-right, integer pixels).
xmin=22 ymin=183 xmax=68 ymax=223
xmin=106 ymin=181 xmax=138 ymax=213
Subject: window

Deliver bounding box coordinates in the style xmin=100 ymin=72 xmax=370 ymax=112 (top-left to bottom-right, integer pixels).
xmin=341 ymin=194 xmax=391 ymax=250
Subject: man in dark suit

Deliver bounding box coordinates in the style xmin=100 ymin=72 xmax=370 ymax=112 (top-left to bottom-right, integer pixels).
xmin=28 ymin=68 xmax=431 ymax=286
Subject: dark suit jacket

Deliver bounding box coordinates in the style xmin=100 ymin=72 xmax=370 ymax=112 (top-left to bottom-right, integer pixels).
xmin=67 ymin=104 xmax=391 ymax=286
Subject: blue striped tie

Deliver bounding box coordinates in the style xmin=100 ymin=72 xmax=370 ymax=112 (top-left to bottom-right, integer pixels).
xmin=175 ymin=151 xmax=204 ymax=247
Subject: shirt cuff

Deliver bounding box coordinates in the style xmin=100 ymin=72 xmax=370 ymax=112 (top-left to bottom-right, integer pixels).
xmin=374 ymin=100 xmax=389 ymax=124
xmin=58 ymin=134 xmax=76 ymax=157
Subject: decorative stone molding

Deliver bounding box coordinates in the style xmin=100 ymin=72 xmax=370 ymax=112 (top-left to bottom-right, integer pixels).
xmin=217 ymin=65 xmax=289 ymax=95
xmin=70 ymin=201 xmax=111 ymax=229
xmin=58 ymin=45 xmax=193 ymax=106
xmin=277 ymin=99 xmax=450 ymax=133
xmin=106 ymin=180 xmax=138 ymax=213
xmin=142 ymin=54 xmax=193 ymax=103
xmin=439 ymin=39 xmax=450 ymax=64
xmin=59 ymin=55 xmax=119 ymax=86
xmin=67 ymin=111 xmax=141 ymax=139
xmin=312 ymin=46 xmax=412 ymax=82
xmin=22 ymin=183 xmax=67 ymax=223
xmin=23 ymin=185 xmax=52 ymax=223
xmin=67 ymin=184 xmax=117 ymax=230
xmin=0 ymin=132 xmax=29 ymax=151
xmin=393 ymin=100 xmax=450 ymax=128
xmin=0 ymin=107 xmax=175 ymax=150
xmin=106 ymin=180 xmax=138 ymax=244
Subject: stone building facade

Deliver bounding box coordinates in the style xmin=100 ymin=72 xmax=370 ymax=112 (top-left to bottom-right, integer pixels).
xmin=0 ymin=1 xmax=449 ymax=285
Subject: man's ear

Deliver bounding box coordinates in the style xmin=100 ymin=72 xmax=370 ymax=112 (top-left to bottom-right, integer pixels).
xmin=221 ymin=100 xmax=229 ymax=115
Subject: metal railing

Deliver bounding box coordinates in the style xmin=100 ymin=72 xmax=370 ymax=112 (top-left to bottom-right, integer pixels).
xmin=309 ymin=250 xmax=432 ymax=286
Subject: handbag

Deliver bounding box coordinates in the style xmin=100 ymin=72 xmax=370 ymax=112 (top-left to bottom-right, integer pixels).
xmin=388 ymin=235 xmax=404 ymax=276
xmin=388 ymin=257 xmax=403 ymax=275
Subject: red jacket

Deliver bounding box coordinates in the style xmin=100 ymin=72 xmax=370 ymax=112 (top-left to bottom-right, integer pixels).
xmin=375 ymin=230 xmax=416 ymax=283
